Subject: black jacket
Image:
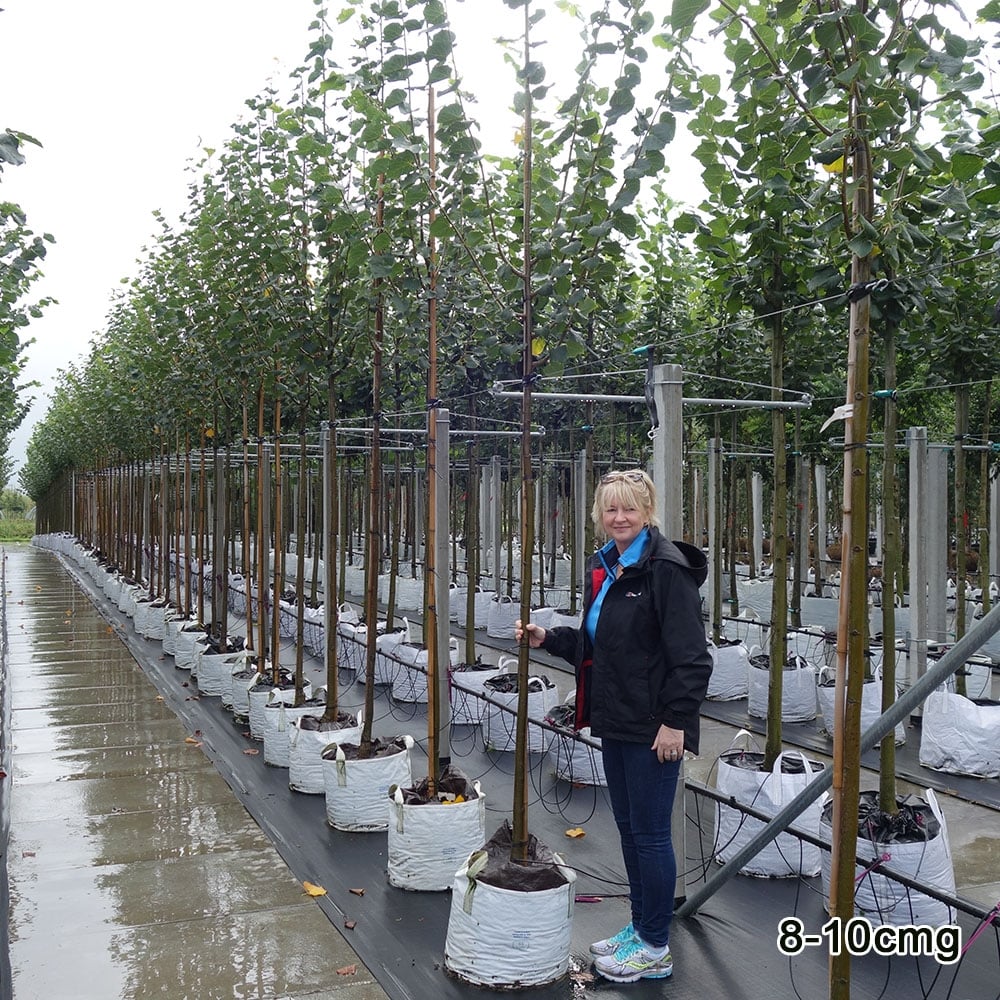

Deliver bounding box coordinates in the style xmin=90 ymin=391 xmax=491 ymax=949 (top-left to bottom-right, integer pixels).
xmin=541 ymin=527 xmax=713 ymax=754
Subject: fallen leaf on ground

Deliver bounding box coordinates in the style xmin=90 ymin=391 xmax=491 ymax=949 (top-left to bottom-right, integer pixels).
xmin=336 ymin=965 xmax=357 ymax=977
xmin=242 ymin=748 xmax=259 ymax=755
xmin=349 ymin=887 xmax=365 ymax=896
xmin=184 ymin=736 xmax=200 ymax=744
xmin=344 ymin=919 xmax=356 ymax=930
xmin=21 ymin=850 xmax=35 ymax=858
xmin=302 ymin=881 xmax=327 ymax=897
xmin=565 ymin=827 xmax=586 ymax=838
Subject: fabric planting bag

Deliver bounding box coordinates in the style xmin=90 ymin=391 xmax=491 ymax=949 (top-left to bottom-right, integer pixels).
xmin=486 ymin=594 xmax=520 ymax=639
xmin=819 ymin=789 xmax=956 ymax=927
xmin=714 ymin=731 xmax=825 ymax=877
xmin=706 ymin=637 xmax=750 ymax=701
xmin=448 ymin=655 xmax=507 ymax=726
xmin=918 ymin=690 xmax=1000 ymax=777
xmin=287 ymin=710 xmax=362 ymax=794
xmin=545 ymin=701 xmax=605 ymax=786
xmin=815 ymin=664 xmax=906 ymax=745
xmin=444 ymin=822 xmax=576 ymax=988
xmin=262 ymin=688 xmax=327 ymax=768
xmin=303 ymin=604 xmax=324 ymax=657
xmin=394 ymin=574 xmax=423 ymax=611
xmin=195 ymin=647 xmax=245 ymax=697
xmin=335 ymin=619 xmax=364 ymax=675
xmin=248 ymin=679 xmax=312 ymax=741
xmin=387 ymin=768 xmax=487 ymax=891
xmin=747 ymin=649 xmax=817 ymax=722
xmin=372 ymin=626 xmax=407 ymax=685
xmin=323 ymin=736 xmax=414 ymax=832
xmin=481 ymin=669 xmax=558 ymax=754
xmin=220 ymin=650 xmax=256 ymax=711
xmin=392 ymin=636 xmax=460 ymax=704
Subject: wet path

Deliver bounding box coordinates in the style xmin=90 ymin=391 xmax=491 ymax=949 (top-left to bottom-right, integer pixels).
xmin=1 ymin=545 xmax=389 ymax=1000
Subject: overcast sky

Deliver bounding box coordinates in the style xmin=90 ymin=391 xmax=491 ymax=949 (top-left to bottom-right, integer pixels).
xmin=1 ymin=0 xmax=589 ymax=482
xmin=2 ymin=1 xmax=701 ymax=485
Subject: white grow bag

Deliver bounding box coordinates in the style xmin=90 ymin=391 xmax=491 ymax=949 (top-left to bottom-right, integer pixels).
xmin=747 ymin=651 xmax=817 ymax=722
xmin=714 ymin=733 xmax=825 ymax=877
xmin=449 ymin=656 xmax=507 ymax=726
xmin=387 ymin=783 xmax=487 ymax=891
xmin=370 ymin=626 xmax=406 ymax=685
xmin=444 ymin=851 xmax=576 ymax=987
xmin=391 ymin=637 xmax=460 ymax=704
xmin=287 ymin=712 xmax=362 ymax=794
xmin=551 ymin=726 xmax=605 ymax=786
xmin=819 ymin=789 xmax=956 ymax=927
xmin=706 ymin=639 xmax=750 ymax=701
xmin=455 ymin=588 xmax=495 ymax=629
xmin=481 ymin=671 xmax=558 ymax=754
xmin=262 ymin=691 xmax=327 ymax=768
xmin=919 ymin=691 xmax=1000 ymax=778
xmin=196 ymin=648 xmax=244 ymax=697
xmin=248 ymin=681 xmax=312 ymax=740
xmin=486 ymin=595 xmax=519 ymax=639
xmin=323 ymin=737 xmax=414 ymax=832
xmin=816 ymin=665 xmax=906 ymax=746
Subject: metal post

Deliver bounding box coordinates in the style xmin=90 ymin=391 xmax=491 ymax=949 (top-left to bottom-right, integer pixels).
xmin=927 ymin=445 xmax=948 ymax=643
xmin=653 ymin=364 xmax=684 ymax=537
xmin=414 ymin=469 xmax=425 ymax=571
xmin=693 ymin=468 xmax=704 ymax=552
xmin=677 ymin=598 xmax=1000 ymax=918
xmin=907 ymin=427 xmax=927 ymax=692
xmin=752 ymin=472 xmax=764 ymax=577
xmin=433 ymin=409 xmax=451 ymax=756
xmin=815 ymin=464 xmax=828 ymax=591
xmin=491 ymin=455 xmax=502 ymax=596
xmin=321 ymin=424 xmax=332 ymax=655
xmin=651 ymin=362 xmax=688 ymax=902
xmin=794 ymin=451 xmax=808 ymax=609
xmin=479 ymin=463 xmax=489 ymax=586
xmin=706 ymin=437 xmax=722 ymax=631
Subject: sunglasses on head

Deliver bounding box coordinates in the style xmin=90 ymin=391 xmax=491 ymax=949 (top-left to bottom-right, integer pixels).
xmin=600 ymin=470 xmax=646 ymax=485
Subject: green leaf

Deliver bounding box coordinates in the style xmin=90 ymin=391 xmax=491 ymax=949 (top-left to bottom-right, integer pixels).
xmin=950 ymin=151 xmax=985 ymax=182
xmin=429 ymin=215 xmax=451 ymax=238
xmin=847 ymin=234 xmax=874 ymax=257
xmin=670 ymin=0 xmax=710 ymax=31
xmin=425 ymin=0 xmax=446 ymax=25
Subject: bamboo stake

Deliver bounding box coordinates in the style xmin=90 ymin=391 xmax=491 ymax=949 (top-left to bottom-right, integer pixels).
xmin=425 ymin=82 xmax=440 ymax=794
xmin=829 ymin=126 xmax=874 ymax=1000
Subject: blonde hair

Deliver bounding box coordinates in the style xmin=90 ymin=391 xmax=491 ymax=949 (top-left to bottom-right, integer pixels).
xmin=592 ymin=469 xmax=660 ymax=537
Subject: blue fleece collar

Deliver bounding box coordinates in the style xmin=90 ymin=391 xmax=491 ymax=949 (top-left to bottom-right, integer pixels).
xmin=586 ymin=527 xmax=650 ymax=641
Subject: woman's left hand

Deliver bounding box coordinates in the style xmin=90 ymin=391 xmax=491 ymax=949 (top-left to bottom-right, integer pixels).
xmin=651 ymin=725 xmax=685 ymax=763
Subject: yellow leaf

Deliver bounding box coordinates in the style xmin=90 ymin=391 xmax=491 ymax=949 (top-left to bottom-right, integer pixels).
xmin=531 ymin=336 xmax=546 ymax=357
xmin=184 ymin=736 xmax=200 ymax=744
xmin=303 ymin=881 xmax=327 ymax=897
xmin=821 ymin=156 xmax=844 ymax=174
xmin=565 ymin=827 xmax=586 ymax=839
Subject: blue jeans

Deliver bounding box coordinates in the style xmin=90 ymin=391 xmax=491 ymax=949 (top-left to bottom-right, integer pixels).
xmin=601 ymin=737 xmax=680 ymax=950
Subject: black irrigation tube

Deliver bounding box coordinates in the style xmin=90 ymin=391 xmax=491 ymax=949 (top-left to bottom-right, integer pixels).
xmin=686 ymin=777 xmax=996 ymax=924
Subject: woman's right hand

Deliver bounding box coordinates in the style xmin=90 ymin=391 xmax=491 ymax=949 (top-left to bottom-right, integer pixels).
xmin=514 ymin=619 xmax=546 ymax=648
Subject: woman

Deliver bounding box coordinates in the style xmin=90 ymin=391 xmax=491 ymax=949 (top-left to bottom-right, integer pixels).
xmin=516 ymin=468 xmax=712 ymax=984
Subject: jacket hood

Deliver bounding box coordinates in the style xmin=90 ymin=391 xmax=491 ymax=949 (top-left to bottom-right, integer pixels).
xmin=646 ymin=528 xmax=709 ymax=587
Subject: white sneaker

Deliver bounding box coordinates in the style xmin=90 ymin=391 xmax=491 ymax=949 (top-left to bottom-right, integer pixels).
xmin=594 ymin=938 xmax=673 ymax=983
xmin=588 ymin=922 xmax=635 ymax=957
